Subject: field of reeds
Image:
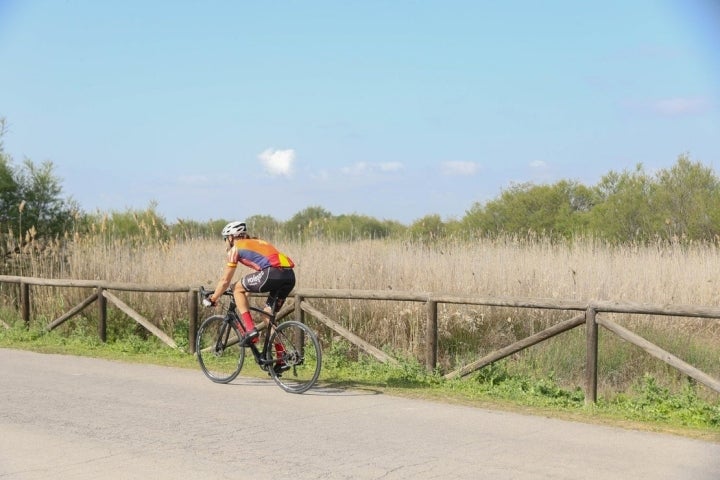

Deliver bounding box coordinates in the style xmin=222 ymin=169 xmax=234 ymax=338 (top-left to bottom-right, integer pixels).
xmin=3 ymin=233 xmax=720 ymax=400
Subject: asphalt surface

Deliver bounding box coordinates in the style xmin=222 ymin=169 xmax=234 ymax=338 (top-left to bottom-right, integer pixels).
xmin=1 ymin=348 xmax=718 ymax=480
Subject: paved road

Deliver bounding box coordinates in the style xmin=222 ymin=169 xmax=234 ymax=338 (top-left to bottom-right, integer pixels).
xmin=1 ymin=348 xmax=718 ymax=480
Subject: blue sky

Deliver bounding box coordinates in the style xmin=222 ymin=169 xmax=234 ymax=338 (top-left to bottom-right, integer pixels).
xmin=1 ymin=1 xmax=718 ymax=225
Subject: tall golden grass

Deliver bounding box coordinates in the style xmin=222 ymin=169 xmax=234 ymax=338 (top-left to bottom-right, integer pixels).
xmin=6 ymin=233 xmax=720 ymax=396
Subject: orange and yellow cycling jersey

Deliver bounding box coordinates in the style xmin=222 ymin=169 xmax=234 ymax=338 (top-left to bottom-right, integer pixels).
xmin=226 ymin=238 xmax=295 ymax=271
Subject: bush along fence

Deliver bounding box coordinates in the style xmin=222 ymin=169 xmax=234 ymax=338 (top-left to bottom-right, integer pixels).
xmin=1 ymin=275 xmax=719 ymax=404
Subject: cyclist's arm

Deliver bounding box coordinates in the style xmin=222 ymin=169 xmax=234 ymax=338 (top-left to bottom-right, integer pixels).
xmin=209 ymin=263 xmax=237 ymax=304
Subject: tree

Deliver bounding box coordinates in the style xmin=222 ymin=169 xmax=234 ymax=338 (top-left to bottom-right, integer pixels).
xmin=588 ymin=164 xmax=658 ymax=242
xmin=0 ymin=152 xmax=21 ymax=230
xmin=651 ymin=154 xmax=720 ymax=240
xmin=462 ymin=180 xmax=594 ymax=239
xmin=0 ymin=119 xmax=78 ymax=239
xmin=283 ymin=206 xmax=334 ymax=239
xmin=326 ymin=213 xmax=393 ymax=239
xmin=409 ymin=214 xmax=446 ymax=241
xmin=246 ymin=214 xmax=281 ymax=238
xmin=15 ymin=158 xmax=79 ymax=237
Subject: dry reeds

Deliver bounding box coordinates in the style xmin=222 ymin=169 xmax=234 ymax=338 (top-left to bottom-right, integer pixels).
xmin=6 ymin=233 xmax=720 ymax=396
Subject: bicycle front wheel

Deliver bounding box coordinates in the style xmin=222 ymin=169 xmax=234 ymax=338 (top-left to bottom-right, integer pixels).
xmin=196 ymin=315 xmax=245 ymax=384
xmin=268 ymin=320 xmax=322 ymax=394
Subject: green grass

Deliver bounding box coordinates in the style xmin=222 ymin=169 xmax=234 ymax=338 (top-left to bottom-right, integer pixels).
xmin=1 ymin=321 xmax=718 ymax=443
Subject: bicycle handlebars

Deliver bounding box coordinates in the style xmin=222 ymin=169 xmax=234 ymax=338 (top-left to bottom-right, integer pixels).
xmin=199 ymin=286 xmax=234 ymax=307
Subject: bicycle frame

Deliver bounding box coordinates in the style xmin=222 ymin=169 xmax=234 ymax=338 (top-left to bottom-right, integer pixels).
xmin=206 ymin=288 xmax=282 ymax=370
xmin=197 ymin=286 xmax=322 ymax=393
xmin=244 ymin=306 xmax=279 ymax=371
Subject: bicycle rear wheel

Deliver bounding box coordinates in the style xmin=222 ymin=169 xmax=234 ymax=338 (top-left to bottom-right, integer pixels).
xmin=268 ymin=320 xmax=322 ymax=394
xmin=196 ymin=315 xmax=245 ymax=383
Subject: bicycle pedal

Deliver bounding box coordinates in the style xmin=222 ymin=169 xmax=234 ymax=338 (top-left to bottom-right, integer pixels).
xmin=274 ymin=364 xmax=291 ymax=376
xmin=241 ymin=329 xmax=259 ymax=345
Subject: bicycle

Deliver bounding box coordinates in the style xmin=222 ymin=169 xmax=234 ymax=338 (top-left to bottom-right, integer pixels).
xmin=195 ymin=286 xmax=322 ymax=394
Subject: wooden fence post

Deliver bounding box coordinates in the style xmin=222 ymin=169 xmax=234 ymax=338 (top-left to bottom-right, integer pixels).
xmin=295 ymin=294 xmax=304 ymax=323
xmin=426 ymin=300 xmax=438 ymax=371
xmin=97 ymin=286 xmax=107 ymax=343
xmin=188 ymin=288 xmax=198 ymax=354
xmin=294 ymin=295 xmax=306 ymax=360
xmin=585 ymin=306 xmax=598 ymax=405
xmin=20 ymin=281 xmax=30 ymax=326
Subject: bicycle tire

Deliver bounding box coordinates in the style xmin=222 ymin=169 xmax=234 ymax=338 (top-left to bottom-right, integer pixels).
xmin=196 ymin=315 xmax=245 ymax=384
xmin=268 ymin=320 xmax=322 ymax=394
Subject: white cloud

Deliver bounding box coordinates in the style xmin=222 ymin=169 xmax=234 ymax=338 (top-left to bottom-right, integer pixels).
xmin=441 ymin=161 xmax=479 ymax=176
xmin=650 ymin=97 xmax=710 ymax=116
xmin=529 ymin=160 xmax=547 ymax=169
xmin=259 ymin=148 xmax=295 ymax=177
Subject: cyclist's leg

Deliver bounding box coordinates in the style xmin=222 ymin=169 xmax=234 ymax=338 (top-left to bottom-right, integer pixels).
xmin=262 ymin=268 xmax=295 ymax=313
xmin=259 ymin=269 xmax=296 ymax=372
xmin=234 ymin=275 xmax=265 ymax=341
xmin=231 ymin=281 xmax=251 ymax=315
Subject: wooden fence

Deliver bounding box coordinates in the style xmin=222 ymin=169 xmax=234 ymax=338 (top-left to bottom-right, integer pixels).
xmin=1 ymin=275 xmax=719 ymax=404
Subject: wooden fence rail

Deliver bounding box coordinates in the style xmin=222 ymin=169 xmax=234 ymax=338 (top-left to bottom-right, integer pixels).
xmin=1 ymin=275 xmax=719 ymax=404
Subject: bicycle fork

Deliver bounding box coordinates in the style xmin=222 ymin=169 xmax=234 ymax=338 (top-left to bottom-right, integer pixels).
xmin=214 ymin=321 xmax=233 ymax=354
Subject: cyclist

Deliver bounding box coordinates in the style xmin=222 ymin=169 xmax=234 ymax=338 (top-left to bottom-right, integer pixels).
xmin=205 ymin=221 xmax=296 ymax=356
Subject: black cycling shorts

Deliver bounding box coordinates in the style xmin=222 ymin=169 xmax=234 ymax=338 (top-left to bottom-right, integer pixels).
xmin=241 ymin=267 xmax=295 ymax=310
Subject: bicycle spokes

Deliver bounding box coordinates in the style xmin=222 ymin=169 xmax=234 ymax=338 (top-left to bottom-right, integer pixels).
xmin=268 ymin=321 xmax=321 ymax=394
xmin=196 ymin=315 xmax=246 ymax=384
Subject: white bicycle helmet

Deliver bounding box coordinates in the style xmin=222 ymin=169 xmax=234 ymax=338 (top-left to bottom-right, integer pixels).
xmin=221 ymin=221 xmax=247 ymax=238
